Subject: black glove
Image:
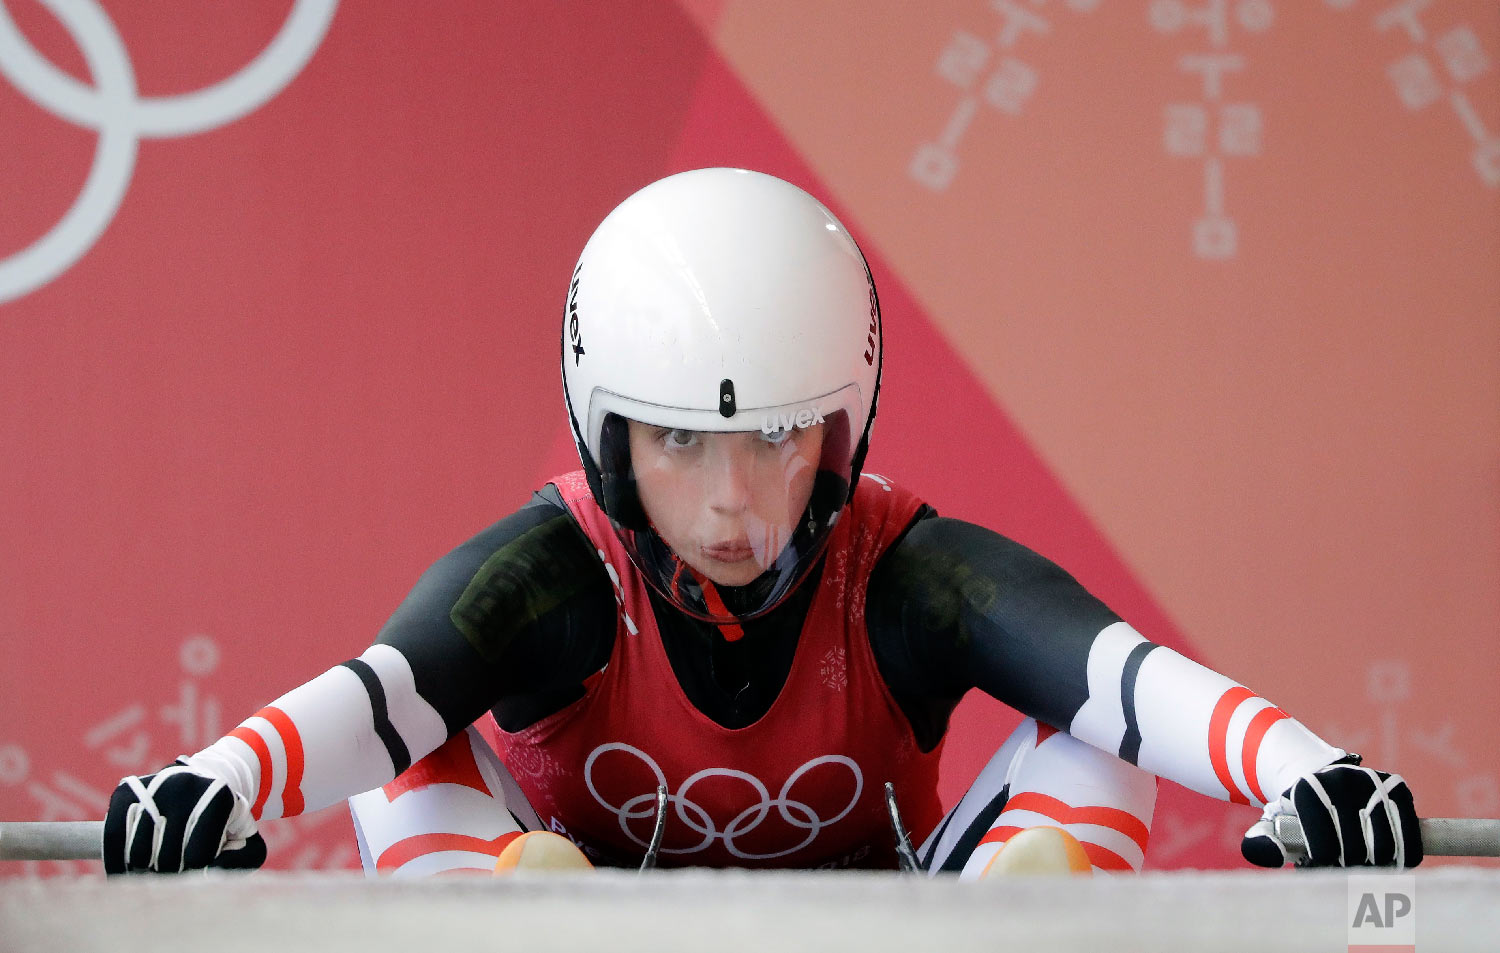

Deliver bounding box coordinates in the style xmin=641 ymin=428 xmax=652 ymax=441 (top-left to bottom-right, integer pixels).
xmin=1241 ymin=756 xmax=1422 ymax=868
xmin=103 ymin=759 xmax=266 ymax=874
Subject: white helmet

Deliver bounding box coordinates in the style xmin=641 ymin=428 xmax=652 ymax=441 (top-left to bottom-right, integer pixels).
xmin=562 ymin=168 xmax=881 ymax=623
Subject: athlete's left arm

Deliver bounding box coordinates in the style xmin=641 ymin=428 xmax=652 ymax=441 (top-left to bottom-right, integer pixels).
xmin=868 ymin=516 xmax=1421 ymax=867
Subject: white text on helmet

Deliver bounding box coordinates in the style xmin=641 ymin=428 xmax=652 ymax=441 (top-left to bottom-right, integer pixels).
xmin=760 ymin=408 xmax=826 ymax=435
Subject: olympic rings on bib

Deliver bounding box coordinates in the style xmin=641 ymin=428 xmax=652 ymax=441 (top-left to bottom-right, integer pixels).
xmin=583 ymin=742 xmax=864 ymax=861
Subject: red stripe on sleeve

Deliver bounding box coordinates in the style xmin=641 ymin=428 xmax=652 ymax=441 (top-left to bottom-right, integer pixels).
xmin=1208 ymin=686 xmax=1256 ymax=804
xmin=1080 ymin=841 xmax=1135 ymax=872
xmin=1033 ymin=722 xmax=1060 ymax=745
xmin=978 ymin=825 xmax=1136 ymax=872
xmin=1241 ymin=705 xmax=1291 ymax=804
xmin=260 ymin=706 xmax=306 ymax=817
xmin=384 ymin=731 xmax=489 ymax=802
xmin=376 ymin=831 xmax=524 ymax=872
xmin=979 ymin=824 xmax=1019 ymax=846
xmin=228 ymin=726 xmax=273 ymax=820
xmin=997 ymin=791 xmax=1150 ymax=851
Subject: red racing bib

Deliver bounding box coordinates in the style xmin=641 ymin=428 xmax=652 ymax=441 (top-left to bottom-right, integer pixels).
xmin=487 ymin=470 xmax=943 ymax=869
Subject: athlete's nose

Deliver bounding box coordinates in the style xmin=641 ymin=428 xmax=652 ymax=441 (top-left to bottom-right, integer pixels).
xmin=706 ymin=436 xmax=755 ymax=515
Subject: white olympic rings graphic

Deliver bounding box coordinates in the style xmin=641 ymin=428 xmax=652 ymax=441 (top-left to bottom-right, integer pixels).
xmin=584 ymin=742 xmax=864 ymax=860
xmin=0 ymin=0 xmax=338 ymax=305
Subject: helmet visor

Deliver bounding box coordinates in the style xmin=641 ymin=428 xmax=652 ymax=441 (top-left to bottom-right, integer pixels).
xmin=594 ymin=407 xmax=855 ymax=624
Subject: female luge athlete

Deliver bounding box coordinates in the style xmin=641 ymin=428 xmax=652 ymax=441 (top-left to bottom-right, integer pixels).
xmin=104 ymin=169 xmax=1420 ymax=878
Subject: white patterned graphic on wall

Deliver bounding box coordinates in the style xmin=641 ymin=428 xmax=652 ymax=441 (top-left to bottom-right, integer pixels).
xmin=1153 ymin=0 xmax=1274 ymax=261
xmin=909 ymin=0 xmax=1102 ymax=192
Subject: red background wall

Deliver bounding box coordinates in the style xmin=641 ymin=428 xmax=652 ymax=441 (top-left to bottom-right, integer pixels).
xmin=2 ymin=0 xmax=1496 ymax=875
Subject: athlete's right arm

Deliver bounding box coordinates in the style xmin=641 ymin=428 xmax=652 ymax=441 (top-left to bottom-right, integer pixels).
xmin=104 ymin=489 xmax=617 ymax=874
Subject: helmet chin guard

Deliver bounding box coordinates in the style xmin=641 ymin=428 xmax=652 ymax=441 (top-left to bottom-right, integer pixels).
xmin=561 ymin=169 xmax=882 ymax=623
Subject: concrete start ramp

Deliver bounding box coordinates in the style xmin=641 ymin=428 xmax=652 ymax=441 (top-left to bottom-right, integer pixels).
xmin=2 ymin=868 xmax=1497 ymax=953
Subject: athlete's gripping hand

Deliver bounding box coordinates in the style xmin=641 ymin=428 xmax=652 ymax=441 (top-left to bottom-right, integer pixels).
xmin=1241 ymin=757 xmax=1422 ymax=869
xmin=103 ymin=759 xmax=266 ymax=874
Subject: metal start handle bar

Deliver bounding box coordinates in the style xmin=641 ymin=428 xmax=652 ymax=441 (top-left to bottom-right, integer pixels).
xmin=3 ymin=816 xmax=1497 ymax=864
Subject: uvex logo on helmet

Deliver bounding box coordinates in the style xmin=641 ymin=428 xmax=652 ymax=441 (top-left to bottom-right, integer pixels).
xmin=761 ymin=407 xmax=826 ymax=435
xmin=862 ymin=280 xmax=878 ymax=366
xmin=567 ymin=264 xmax=585 ymax=365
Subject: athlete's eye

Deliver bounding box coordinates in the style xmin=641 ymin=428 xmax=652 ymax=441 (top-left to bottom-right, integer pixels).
xmin=663 ymin=429 xmax=699 ymax=449
xmin=759 ymin=428 xmax=792 ymax=446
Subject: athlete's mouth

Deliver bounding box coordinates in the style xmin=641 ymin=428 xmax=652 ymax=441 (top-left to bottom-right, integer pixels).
xmin=702 ymin=541 xmax=754 ymax=562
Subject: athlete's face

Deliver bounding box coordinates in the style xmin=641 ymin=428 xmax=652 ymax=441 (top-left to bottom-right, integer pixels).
xmin=627 ymin=421 xmax=825 ymax=587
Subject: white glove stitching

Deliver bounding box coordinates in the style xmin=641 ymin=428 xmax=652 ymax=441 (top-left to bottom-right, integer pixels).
xmin=124 ymin=774 xmax=169 ymax=869
xmin=1362 ymin=770 xmax=1407 ymax=868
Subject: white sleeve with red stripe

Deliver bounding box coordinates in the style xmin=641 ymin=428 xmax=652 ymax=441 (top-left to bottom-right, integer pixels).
xmin=1068 ymin=622 xmax=1343 ymax=806
xmin=349 ymin=725 xmax=535 ymax=877
xmin=956 ymin=719 xmax=1157 ymax=878
xmin=184 ymin=645 xmax=448 ymax=821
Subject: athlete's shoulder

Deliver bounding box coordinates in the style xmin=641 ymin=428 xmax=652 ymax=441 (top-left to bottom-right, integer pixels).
xmin=374 ymin=488 xmax=617 ymax=729
xmin=879 ymin=514 xmax=1071 ymax=583
xmin=874 ymin=515 xmax=1118 ymax=646
xmin=386 ymin=486 xmax=607 ymax=654
xmin=443 ymin=484 xmax=593 ymax=581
